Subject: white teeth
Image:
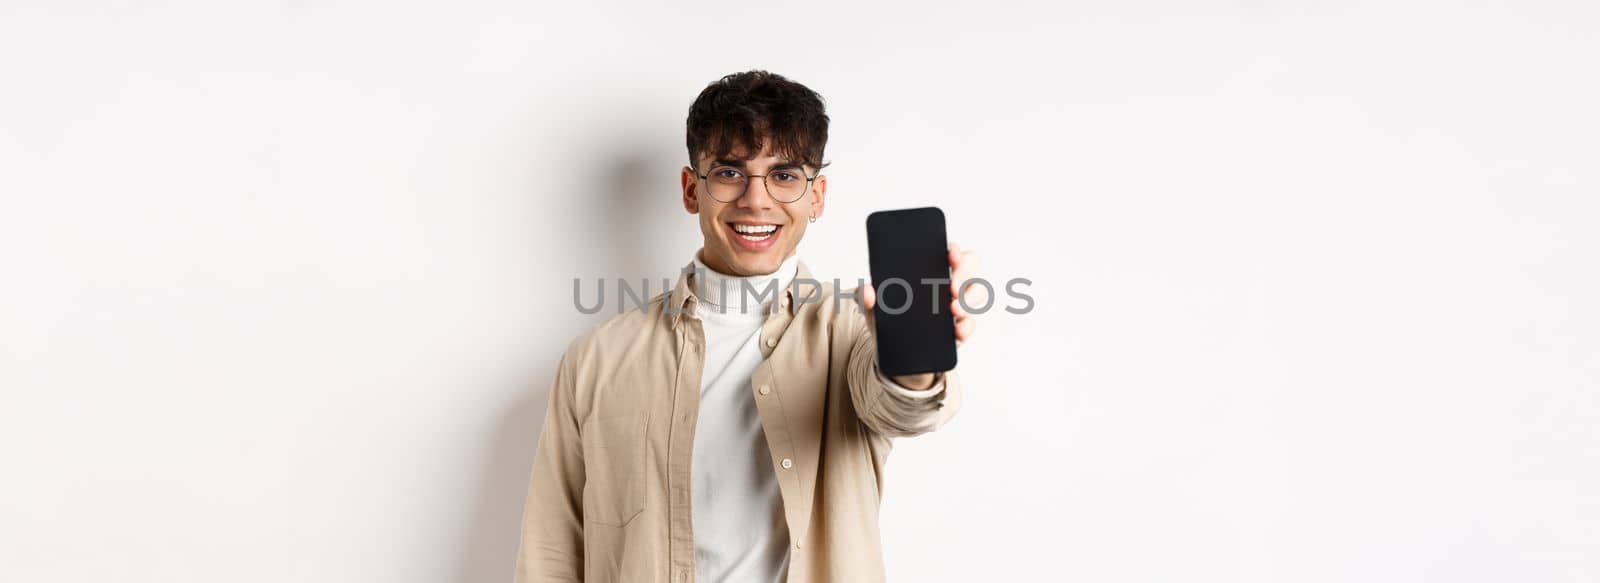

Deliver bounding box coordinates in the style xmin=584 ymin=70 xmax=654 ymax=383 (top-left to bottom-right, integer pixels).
xmin=732 ymin=224 xmax=778 ymax=234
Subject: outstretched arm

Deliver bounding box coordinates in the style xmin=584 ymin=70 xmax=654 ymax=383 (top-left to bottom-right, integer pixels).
xmin=845 ymin=243 xmax=981 ymax=437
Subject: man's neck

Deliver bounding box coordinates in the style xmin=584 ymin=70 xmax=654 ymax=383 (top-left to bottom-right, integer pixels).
xmin=691 ymin=251 xmax=799 ymax=312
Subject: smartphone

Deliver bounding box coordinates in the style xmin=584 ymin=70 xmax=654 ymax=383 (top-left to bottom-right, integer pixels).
xmin=865 ymin=207 xmax=958 ymax=377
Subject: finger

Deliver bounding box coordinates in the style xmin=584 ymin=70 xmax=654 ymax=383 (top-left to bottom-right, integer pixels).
xmin=949 ymin=283 xmax=968 ymax=319
xmin=954 ymin=314 xmax=976 ymax=343
xmin=855 ymin=285 xmax=878 ymax=336
xmin=949 ymin=253 xmax=971 ymax=289
xmin=958 ymin=278 xmax=990 ymax=314
xmin=950 ymin=250 xmax=981 ymax=311
xmin=950 ymin=262 xmax=973 ymax=290
xmin=947 ymin=249 xmax=972 ymax=280
xmin=949 ymin=250 xmax=977 ymax=284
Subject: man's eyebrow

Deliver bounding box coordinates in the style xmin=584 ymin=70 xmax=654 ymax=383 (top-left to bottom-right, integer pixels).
xmin=711 ymin=157 xmax=803 ymax=170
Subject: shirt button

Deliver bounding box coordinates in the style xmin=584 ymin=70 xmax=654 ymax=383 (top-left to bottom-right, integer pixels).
xmin=765 ymin=338 xmax=777 ymax=348
xmin=794 ymin=542 xmax=802 ymax=549
xmin=758 ymin=385 xmax=771 ymax=395
xmin=781 ymin=458 xmax=793 ymax=469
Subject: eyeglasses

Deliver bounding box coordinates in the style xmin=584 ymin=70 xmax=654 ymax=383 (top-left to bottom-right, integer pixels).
xmin=694 ymin=165 xmax=819 ymax=204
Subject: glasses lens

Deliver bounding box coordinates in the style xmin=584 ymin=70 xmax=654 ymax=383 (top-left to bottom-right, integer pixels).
xmin=766 ymin=168 xmax=809 ymax=203
xmin=704 ymin=167 xmax=746 ymax=202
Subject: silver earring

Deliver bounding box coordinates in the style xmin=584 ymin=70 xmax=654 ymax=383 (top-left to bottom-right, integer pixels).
xmin=809 ymin=216 xmax=817 ymax=223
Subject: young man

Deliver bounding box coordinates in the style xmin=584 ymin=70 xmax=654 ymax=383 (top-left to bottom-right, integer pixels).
xmin=515 ymin=70 xmax=983 ymax=583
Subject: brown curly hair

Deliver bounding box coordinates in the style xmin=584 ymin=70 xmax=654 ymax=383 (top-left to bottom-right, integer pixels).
xmin=685 ymin=70 xmax=830 ymax=172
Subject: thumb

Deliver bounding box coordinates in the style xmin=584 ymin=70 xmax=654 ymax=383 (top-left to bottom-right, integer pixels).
xmin=859 ymin=282 xmax=876 ymax=311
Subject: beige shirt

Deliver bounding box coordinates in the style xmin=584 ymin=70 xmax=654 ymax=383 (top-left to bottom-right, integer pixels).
xmin=514 ymin=259 xmax=964 ymax=583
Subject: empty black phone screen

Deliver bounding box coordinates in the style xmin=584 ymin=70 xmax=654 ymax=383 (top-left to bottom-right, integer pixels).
xmin=865 ymin=206 xmax=958 ymax=377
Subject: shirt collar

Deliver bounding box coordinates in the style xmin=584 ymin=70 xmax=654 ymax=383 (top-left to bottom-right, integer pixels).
xmin=669 ymin=253 xmax=822 ymax=329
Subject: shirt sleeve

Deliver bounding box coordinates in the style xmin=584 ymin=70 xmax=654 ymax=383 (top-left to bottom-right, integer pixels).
xmin=877 ymin=369 xmax=947 ymax=399
xmin=514 ymin=347 xmax=586 ymax=583
xmin=844 ymin=290 xmax=963 ymax=438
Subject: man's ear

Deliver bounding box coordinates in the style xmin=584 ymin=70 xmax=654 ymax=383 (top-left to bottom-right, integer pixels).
xmin=681 ymin=166 xmax=700 ymax=214
xmin=809 ymin=174 xmax=827 ymax=220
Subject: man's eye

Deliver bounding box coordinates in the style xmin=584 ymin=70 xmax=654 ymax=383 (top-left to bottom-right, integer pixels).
xmin=772 ymin=171 xmax=799 ymax=182
xmin=713 ymin=169 xmax=743 ymax=179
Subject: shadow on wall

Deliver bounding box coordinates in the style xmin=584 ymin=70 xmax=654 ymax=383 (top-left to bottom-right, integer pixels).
xmin=452 ymin=105 xmax=693 ymax=582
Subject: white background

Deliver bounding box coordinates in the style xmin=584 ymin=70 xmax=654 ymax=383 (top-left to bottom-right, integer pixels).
xmin=3 ymin=1 xmax=1597 ymax=582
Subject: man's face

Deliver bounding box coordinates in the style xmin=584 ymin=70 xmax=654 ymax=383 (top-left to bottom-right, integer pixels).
xmin=680 ymin=141 xmax=827 ymax=276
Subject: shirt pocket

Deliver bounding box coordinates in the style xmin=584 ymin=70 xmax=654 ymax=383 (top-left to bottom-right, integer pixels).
xmin=582 ymin=412 xmax=648 ymax=527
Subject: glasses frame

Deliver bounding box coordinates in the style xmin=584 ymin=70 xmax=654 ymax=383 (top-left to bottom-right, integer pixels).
xmin=693 ymin=164 xmax=821 ymax=204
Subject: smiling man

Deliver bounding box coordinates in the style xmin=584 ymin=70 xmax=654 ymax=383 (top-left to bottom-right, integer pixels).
xmin=515 ymin=70 xmax=983 ymax=583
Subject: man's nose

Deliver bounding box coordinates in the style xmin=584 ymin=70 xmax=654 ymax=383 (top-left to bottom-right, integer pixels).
xmin=735 ymin=176 xmax=777 ymax=208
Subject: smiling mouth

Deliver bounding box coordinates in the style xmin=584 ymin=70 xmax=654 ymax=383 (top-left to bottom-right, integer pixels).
xmin=727 ymin=222 xmax=781 ymax=242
